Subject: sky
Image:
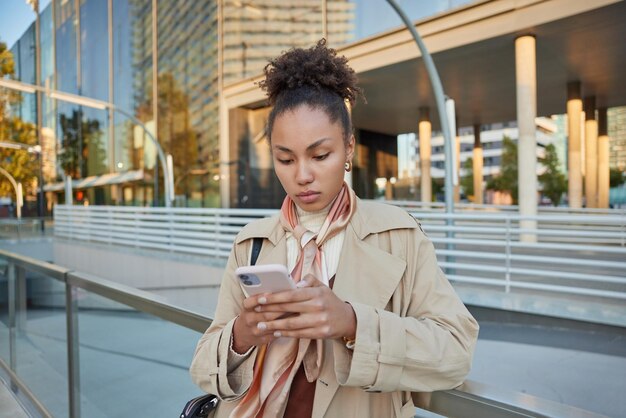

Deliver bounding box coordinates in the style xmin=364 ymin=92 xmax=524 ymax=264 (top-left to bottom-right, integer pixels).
xmin=0 ymin=0 xmax=51 ymax=48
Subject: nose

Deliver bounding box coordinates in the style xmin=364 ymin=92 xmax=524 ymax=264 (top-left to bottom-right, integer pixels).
xmin=295 ymin=161 xmax=314 ymax=185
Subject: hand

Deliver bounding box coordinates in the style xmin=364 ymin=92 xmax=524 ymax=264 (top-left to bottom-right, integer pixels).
xmin=231 ymin=293 xmax=286 ymax=353
xmin=251 ymin=275 xmax=357 ymax=340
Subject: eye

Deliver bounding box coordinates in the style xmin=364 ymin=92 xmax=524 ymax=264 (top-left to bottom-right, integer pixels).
xmin=314 ymin=153 xmax=330 ymax=161
xmin=277 ymin=158 xmax=293 ymax=165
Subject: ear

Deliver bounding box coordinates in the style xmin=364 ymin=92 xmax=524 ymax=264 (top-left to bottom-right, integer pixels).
xmin=346 ymin=135 xmax=355 ymax=162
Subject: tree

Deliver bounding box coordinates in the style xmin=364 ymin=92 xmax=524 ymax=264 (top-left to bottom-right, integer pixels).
xmin=460 ymin=156 xmax=474 ymax=200
xmin=58 ymin=109 xmax=106 ymax=178
xmin=538 ymin=143 xmax=567 ymax=206
xmin=487 ymin=136 xmax=518 ymax=204
xmin=610 ymin=168 xmax=625 ymax=188
xmin=0 ymin=40 xmax=40 ymax=200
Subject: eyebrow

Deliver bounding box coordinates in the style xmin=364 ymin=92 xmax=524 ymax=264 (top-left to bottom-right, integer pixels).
xmin=273 ymin=138 xmax=331 ymax=154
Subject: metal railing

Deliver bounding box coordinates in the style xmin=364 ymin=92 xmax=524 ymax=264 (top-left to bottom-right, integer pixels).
xmin=0 ymin=217 xmax=51 ymax=240
xmin=0 ymin=250 xmax=605 ymax=418
xmin=389 ymin=199 xmax=626 ymax=216
xmin=54 ymin=204 xmax=626 ymax=301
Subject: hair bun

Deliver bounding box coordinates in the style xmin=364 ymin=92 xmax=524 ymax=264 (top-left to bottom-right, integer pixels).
xmin=259 ymin=39 xmax=363 ymax=107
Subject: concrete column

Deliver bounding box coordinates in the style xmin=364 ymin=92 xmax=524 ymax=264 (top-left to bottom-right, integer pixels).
xmin=567 ymin=81 xmax=583 ymax=208
xmin=515 ymin=35 xmax=538 ymax=241
xmin=597 ymin=108 xmax=610 ymax=208
xmin=584 ymin=97 xmax=598 ymax=208
xmin=472 ymin=125 xmax=483 ymax=204
xmin=419 ymin=107 xmax=432 ymax=203
xmin=454 ymin=134 xmax=461 ymax=203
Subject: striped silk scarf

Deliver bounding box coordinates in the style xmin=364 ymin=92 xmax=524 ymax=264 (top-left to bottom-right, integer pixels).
xmin=230 ymin=182 xmax=356 ymax=418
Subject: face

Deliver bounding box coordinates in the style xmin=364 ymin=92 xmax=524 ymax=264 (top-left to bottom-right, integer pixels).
xmin=271 ymin=104 xmax=354 ymax=211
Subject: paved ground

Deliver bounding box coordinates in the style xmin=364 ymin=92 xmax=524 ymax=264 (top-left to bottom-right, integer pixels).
xmin=0 ymin=379 xmax=29 ymax=418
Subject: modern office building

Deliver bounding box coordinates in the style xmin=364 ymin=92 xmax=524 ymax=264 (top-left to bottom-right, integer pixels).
xmin=5 ymin=0 xmax=626 ymax=210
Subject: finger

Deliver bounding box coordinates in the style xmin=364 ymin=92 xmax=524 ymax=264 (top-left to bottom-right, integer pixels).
xmin=261 ymin=287 xmax=324 ymax=305
xmin=242 ymin=293 xmax=271 ymax=310
xmin=259 ymin=312 xmax=328 ymax=334
xmin=241 ymin=311 xmax=285 ymax=328
xmin=254 ymin=300 xmax=323 ymax=314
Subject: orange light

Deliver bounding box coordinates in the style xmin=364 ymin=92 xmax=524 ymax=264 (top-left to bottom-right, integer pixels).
xmin=76 ymin=191 xmax=84 ymax=200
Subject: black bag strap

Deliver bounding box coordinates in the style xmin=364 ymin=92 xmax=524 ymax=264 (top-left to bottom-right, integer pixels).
xmin=250 ymin=237 xmax=263 ymax=266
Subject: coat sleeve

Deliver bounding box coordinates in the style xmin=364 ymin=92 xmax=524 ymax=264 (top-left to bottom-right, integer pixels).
xmin=189 ymin=242 xmax=258 ymax=400
xmin=333 ymin=227 xmax=479 ymax=392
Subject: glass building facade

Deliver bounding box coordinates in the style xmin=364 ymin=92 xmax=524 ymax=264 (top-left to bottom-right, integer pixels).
xmin=9 ymin=0 xmax=621 ymax=209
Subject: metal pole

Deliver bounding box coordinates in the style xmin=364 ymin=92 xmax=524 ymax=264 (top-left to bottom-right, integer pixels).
xmin=0 ymin=167 xmax=23 ymax=219
xmin=66 ymin=282 xmax=81 ymax=418
xmin=34 ymin=0 xmax=46 ymax=230
xmin=384 ymin=0 xmax=454 ymax=216
xmin=112 ymin=106 xmax=171 ymax=207
xmin=8 ymin=263 xmax=16 ymax=373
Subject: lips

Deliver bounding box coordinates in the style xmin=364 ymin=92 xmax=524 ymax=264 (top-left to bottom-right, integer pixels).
xmin=296 ymin=191 xmax=321 ymax=204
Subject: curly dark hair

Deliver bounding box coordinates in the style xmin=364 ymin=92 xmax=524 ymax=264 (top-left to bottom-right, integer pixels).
xmin=259 ymin=39 xmax=364 ymax=143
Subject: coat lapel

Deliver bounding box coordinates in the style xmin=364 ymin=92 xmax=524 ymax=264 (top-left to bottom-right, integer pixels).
xmin=257 ymin=233 xmax=287 ymax=266
xmin=333 ymin=222 xmax=407 ymax=309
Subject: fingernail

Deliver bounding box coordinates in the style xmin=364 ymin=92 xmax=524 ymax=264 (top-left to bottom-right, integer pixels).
xmin=257 ymin=322 xmax=267 ymax=330
xmin=296 ymin=281 xmax=308 ymax=288
xmin=258 ymin=296 xmax=267 ymax=304
xmin=273 ymin=331 xmax=282 ymax=337
xmin=254 ymin=306 xmax=262 ymax=312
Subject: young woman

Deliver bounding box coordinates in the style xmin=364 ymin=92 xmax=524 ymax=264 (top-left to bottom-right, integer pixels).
xmin=190 ymin=40 xmax=478 ymax=418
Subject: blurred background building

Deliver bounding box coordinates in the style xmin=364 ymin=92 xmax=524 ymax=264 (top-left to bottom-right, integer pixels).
xmin=3 ymin=0 xmax=626 ymax=211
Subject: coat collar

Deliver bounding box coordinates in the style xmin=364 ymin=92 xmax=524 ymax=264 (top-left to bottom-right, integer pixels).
xmin=235 ymin=197 xmax=416 ymax=245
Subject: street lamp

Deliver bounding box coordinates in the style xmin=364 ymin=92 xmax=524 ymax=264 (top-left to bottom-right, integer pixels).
xmin=0 ymin=141 xmax=42 ymax=219
xmin=0 ymin=78 xmax=175 ymax=207
xmin=0 ymin=167 xmax=23 ymax=219
xmin=384 ymin=0 xmax=454 ymax=215
xmin=384 ymin=0 xmax=456 ymax=268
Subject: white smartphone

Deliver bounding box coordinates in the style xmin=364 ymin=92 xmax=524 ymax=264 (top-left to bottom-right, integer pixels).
xmin=235 ymin=264 xmax=295 ymax=297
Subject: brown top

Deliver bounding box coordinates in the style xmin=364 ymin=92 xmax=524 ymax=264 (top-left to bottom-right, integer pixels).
xmin=283 ymin=276 xmax=336 ymax=418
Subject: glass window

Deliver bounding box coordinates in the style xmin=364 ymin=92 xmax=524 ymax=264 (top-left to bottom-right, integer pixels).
xmin=157 ymin=0 xmax=219 ymax=207
xmin=10 ymin=24 xmax=37 ymax=124
xmin=222 ymin=0 xmax=324 ymax=85
xmin=329 ymin=0 xmax=477 ymax=47
xmin=55 ymin=0 xmax=78 ymax=94
xmin=80 ymin=0 xmax=109 ymax=102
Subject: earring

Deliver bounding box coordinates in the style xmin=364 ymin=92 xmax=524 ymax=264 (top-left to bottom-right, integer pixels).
xmin=344 ymin=161 xmax=352 ymax=172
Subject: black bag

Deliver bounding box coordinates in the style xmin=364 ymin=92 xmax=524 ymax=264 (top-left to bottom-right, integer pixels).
xmin=180 ymin=238 xmax=263 ymax=418
xmin=180 ymin=394 xmax=218 ymax=418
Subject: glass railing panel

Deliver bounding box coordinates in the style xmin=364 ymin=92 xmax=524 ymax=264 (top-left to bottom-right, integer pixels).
xmin=0 ymin=258 xmax=9 ymax=363
xmin=76 ymin=290 xmax=204 ymax=418
xmin=13 ymin=269 xmax=69 ymax=417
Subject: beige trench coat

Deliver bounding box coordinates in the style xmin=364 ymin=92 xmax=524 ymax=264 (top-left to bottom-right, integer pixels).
xmin=190 ymin=199 xmax=479 ymax=418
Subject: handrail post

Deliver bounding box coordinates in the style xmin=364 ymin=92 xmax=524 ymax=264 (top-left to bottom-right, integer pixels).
xmin=66 ymin=280 xmax=81 ymax=418
xmin=622 ymin=211 xmax=626 ymax=247
xmin=16 ymin=265 xmax=27 ymax=331
xmin=108 ymin=207 xmax=113 ymax=246
xmin=505 ymin=217 xmax=511 ymax=293
xmin=214 ymin=211 xmax=221 ymax=259
xmin=168 ymin=210 xmax=174 ymax=253
xmin=8 ymin=262 xmax=17 ymax=374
